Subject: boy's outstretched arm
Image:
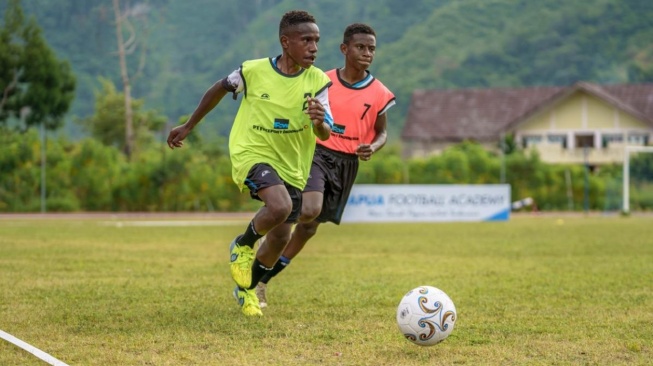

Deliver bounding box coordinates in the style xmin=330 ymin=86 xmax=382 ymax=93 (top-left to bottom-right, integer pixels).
xmin=167 ymin=79 xmax=231 ymax=149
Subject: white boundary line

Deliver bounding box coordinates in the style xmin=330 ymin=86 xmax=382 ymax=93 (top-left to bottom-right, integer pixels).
xmin=0 ymin=329 xmax=70 ymax=366
xmin=99 ymin=220 xmax=247 ymax=227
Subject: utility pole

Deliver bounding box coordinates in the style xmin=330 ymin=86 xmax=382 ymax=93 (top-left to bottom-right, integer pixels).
xmin=500 ymin=132 xmax=506 ymax=184
xmin=40 ymin=122 xmax=46 ymax=213
xmin=583 ymin=146 xmax=589 ymax=214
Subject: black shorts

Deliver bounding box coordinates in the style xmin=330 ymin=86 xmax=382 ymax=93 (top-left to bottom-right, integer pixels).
xmin=304 ymin=145 xmax=359 ymax=225
xmin=243 ymin=163 xmax=302 ymax=223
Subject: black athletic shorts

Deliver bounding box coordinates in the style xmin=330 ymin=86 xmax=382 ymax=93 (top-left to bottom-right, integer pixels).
xmin=243 ymin=163 xmax=302 ymax=223
xmin=304 ymin=144 xmax=359 ymax=225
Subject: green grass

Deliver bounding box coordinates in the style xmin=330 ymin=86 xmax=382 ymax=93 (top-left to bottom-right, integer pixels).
xmin=1 ymin=215 xmax=652 ymax=365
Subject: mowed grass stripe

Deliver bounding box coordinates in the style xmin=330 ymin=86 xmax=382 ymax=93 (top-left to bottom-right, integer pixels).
xmin=0 ymin=216 xmax=651 ymax=365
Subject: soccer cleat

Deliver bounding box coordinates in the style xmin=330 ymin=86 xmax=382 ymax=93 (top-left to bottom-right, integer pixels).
xmin=233 ymin=286 xmax=263 ymax=317
xmin=229 ymin=236 xmax=254 ymax=288
xmin=255 ymin=282 xmax=268 ymax=309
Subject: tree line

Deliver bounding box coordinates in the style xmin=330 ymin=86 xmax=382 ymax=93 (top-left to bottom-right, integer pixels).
xmin=2 ymin=131 xmax=652 ymax=212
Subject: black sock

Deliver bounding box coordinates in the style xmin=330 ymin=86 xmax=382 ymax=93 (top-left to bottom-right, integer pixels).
xmin=260 ymin=256 xmax=291 ymax=284
xmin=237 ymin=220 xmax=263 ymax=248
xmin=248 ymin=258 xmax=273 ymax=289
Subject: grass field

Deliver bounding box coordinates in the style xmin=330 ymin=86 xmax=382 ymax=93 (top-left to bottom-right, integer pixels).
xmin=1 ymin=214 xmax=652 ymax=365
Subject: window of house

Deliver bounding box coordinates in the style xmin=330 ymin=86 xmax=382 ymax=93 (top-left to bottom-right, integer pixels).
xmin=601 ymin=134 xmax=623 ymax=148
xmin=547 ymin=134 xmax=567 ymax=148
xmin=522 ymin=135 xmax=542 ymax=148
xmin=628 ymin=134 xmax=650 ymax=145
xmin=575 ymin=134 xmax=594 ymax=148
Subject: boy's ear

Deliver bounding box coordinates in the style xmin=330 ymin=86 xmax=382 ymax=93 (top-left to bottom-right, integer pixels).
xmin=280 ymin=35 xmax=289 ymax=49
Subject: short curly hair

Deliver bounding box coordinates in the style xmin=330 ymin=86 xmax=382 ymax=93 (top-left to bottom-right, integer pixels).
xmin=343 ymin=23 xmax=376 ymax=44
xmin=279 ymin=10 xmax=316 ymax=37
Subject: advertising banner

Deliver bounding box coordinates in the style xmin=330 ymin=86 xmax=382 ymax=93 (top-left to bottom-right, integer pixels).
xmin=341 ymin=184 xmax=511 ymax=223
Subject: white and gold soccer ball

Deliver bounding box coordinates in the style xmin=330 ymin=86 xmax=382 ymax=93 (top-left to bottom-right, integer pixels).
xmin=396 ymin=286 xmax=457 ymax=346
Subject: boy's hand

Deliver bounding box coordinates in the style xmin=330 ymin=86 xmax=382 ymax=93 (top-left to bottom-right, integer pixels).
xmin=167 ymin=124 xmax=191 ymax=149
xmin=305 ymin=97 xmax=325 ymax=125
xmin=356 ymin=144 xmax=375 ymax=161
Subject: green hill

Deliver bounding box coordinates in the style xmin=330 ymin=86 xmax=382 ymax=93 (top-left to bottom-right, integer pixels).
xmin=4 ymin=0 xmax=653 ymax=141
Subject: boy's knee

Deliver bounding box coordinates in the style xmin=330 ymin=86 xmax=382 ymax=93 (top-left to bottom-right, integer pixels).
xmin=299 ymin=201 xmax=322 ymax=223
xmin=267 ymin=202 xmax=293 ymax=223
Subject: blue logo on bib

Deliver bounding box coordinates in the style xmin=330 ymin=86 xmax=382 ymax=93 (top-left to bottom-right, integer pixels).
xmin=332 ymin=124 xmax=346 ymax=134
xmin=274 ymin=118 xmax=289 ymax=129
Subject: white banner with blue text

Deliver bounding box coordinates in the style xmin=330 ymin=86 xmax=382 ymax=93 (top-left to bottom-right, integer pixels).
xmin=341 ymin=184 xmax=511 ymax=223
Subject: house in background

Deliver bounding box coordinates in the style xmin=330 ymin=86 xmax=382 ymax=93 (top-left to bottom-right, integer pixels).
xmin=401 ymin=82 xmax=653 ymax=166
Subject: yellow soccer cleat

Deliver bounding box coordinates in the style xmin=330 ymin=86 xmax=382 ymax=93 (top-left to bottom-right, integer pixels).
xmin=233 ymin=286 xmax=263 ymax=317
xmin=229 ymin=236 xmax=254 ymax=288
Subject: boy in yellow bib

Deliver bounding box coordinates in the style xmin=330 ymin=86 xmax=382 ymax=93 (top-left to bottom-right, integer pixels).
xmin=167 ymin=10 xmax=333 ymax=316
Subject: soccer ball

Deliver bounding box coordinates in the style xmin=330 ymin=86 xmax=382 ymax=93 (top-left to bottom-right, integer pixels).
xmin=396 ymin=285 xmax=457 ymax=346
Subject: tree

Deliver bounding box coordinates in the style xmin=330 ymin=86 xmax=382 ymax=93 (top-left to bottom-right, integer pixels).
xmin=112 ymin=0 xmax=151 ymax=159
xmin=77 ymin=77 xmax=166 ymax=153
xmin=0 ymin=0 xmax=75 ymax=131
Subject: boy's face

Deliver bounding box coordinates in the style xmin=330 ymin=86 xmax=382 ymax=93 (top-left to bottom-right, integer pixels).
xmin=282 ymin=22 xmax=320 ymax=69
xmin=342 ymin=33 xmax=376 ymax=70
